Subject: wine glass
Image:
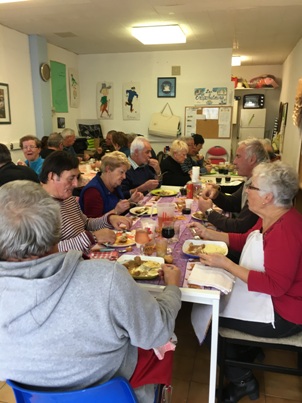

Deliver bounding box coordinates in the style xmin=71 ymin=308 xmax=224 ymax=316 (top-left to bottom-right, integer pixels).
xmin=161 ymin=222 xmax=175 ymax=254
xmin=135 ymin=228 xmax=150 ymax=255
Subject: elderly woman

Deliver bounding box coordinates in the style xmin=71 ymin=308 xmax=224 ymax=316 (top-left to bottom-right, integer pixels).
xmin=160 ymin=139 xmax=190 ymax=186
xmin=189 ymin=161 xmax=302 ymax=402
xmin=80 ymin=151 xmax=143 ymax=218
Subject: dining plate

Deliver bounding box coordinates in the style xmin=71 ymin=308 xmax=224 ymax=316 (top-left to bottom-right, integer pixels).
xmin=111 ymin=230 xmax=136 ymax=248
xmin=192 ymin=211 xmax=208 ymax=222
xmin=182 ymin=240 xmax=228 ymax=257
xmin=150 ymin=188 xmax=178 ymax=197
xmin=117 ymin=255 xmax=164 ymax=280
xmin=129 ymin=206 xmax=157 ymax=216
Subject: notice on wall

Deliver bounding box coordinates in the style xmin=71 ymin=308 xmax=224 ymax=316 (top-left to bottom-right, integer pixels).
xmin=50 ymin=61 xmax=68 ymax=113
xmin=218 ymin=107 xmax=232 ymax=138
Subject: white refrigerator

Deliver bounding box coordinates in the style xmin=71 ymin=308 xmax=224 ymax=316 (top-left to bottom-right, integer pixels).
xmin=239 ymin=109 xmax=266 ymax=140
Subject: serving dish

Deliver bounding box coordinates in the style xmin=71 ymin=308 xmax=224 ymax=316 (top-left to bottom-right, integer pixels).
xmin=111 ymin=231 xmax=136 ymax=247
xmin=129 ymin=206 xmax=157 ymax=216
xmin=182 ymin=239 xmax=228 ymax=258
xmin=150 ymin=188 xmax=178 ymax=197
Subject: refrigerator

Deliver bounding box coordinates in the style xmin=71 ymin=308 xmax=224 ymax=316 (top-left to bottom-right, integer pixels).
xmin=239 ymin=109 xmax=266 ymax=140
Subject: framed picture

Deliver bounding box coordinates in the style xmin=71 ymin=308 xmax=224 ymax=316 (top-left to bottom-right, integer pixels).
xmin=0 ymin=83 xmax=11 ymax=124
xmin=157 ymin=77 xmax=176 ymax=98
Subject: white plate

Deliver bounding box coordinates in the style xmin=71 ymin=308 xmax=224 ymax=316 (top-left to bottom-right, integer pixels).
xmin=111 ymin=230 xmax=136 ymax=247
xmin=117 ymin=255 xmax=164 ymax=280
xmin=182 ymin=239 xmax=228 ymax=257
xmin=130 ymin=206 xmax=157 ymax=216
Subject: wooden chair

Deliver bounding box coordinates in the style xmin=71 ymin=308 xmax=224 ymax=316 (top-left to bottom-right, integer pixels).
xmin=217 ymin=328 xmax=302 ymax=402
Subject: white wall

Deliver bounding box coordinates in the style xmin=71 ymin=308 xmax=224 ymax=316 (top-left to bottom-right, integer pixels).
xmin=78 ymin=48 xmax=233 ymax=155
xmin=279 ymin=38 xmax=302 ymax=171
xmin=0 ymin=25 xmax=36 ymax=161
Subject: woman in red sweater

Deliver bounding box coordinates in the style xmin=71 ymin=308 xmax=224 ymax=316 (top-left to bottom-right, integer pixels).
xmin=190 ymin=161 xmax=302 ymax=403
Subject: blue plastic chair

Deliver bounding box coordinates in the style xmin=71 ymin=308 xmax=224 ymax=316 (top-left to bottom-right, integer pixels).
xmin=6 ymin=377 xmax=138 ymax=403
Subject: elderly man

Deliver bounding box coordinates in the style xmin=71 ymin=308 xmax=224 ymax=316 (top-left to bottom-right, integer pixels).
xmin=121 ymin=137 xmax=161 ymax=198
xmin=102 ymin=129 xmax=116 ymax=153
xmin=0 ymin=180 xmax=181 ymax=402
xmin=198 ymin=138 xmax=269 ymax=233
xmin=40 ymin=151 xmax=132 ymax=254
xmin=180 ymin=136 xmax=211 ymax=176
xmin=40 ymin=132 xmax=64 ymax=159
xmin=61 ymin=128 xmax=77 ymax=156
xmin=18 ymin=135 xmax=44 ymax=175
xmin=0 ymin=143 xmax=39 ymax=185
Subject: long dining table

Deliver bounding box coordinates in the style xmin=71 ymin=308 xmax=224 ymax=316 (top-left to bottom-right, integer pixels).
xmin=123 ymin=186 xmax=220 ymax=403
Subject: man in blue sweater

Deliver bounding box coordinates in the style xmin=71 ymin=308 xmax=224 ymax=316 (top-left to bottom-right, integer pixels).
xmin=121 ymin=137 xmax=161 ymax=198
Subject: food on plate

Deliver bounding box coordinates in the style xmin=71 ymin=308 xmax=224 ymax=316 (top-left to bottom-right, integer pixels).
xmin=192 ymin=211 xmax=206 ymax=220
xmin=134 ymin=207 xmax=149 ymax=215
xmin=164 ymin=255 xmax=173 ymax=264
xmin=151 ymin=189 xmax=177 ymax=197
xmin=116 ymin=233 xmax=128 ymax=244
xmin=186 ymin=242 xmax=227 ymax=256
xmin=121 ymin=256 xmax=161 ymax=278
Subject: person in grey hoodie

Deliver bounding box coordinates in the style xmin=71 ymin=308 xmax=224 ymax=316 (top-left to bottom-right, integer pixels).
xmin=0 ymin=180 xmax=181 ymax=403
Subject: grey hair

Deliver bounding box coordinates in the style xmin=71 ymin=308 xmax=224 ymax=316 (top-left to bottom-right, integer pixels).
xmin=238 ymin=138 xmax=269 ymax=164
xmin=48 ymin=132 xmax=63 ymax=148
xmin=253 ymin=161 xmax=299 ymax=208
xmin=130 ymin=137 xmax=150 ymax=154
xmin=0 ymin=181 xmax=61 ymax=260
xmin=61 ymin=128 xmax=75 ymax=139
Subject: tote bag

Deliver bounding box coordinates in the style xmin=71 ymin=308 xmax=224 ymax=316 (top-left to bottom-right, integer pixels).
xmin=148 ymin=103 xmax=181 ymax=138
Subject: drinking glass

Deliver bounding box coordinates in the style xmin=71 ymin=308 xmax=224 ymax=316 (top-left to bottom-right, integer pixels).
xmin=135 ymin=228 xmax=150 ymax=255
xmin=157 ymin=203 xmax=175 ymax=231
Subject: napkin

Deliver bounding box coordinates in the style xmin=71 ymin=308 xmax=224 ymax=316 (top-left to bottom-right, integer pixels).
xmin=188 ymin=263 xmax=235 ymax=294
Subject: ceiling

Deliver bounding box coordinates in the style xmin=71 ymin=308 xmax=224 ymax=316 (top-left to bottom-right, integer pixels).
xmin=1 ymin=0 xmax=302 ymax=65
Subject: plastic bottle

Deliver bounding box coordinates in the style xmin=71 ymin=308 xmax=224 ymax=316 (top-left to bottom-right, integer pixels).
xmin=186 ymin=181 xmax=193 ymax=199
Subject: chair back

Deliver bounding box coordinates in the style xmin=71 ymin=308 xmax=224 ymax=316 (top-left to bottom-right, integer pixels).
xmin=157 ymin=151 xmax=168 ymax=166
xmin=6 ymin=377 xmax=138 ymax=403
xmin=205 ymin=146 xmax=228 ymax=164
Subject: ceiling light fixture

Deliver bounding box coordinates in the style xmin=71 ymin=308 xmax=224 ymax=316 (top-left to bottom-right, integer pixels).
xmin=132 ymin=25 xmax=186 ymax=45
xmin=232 ymin=56 xmax=241 ymax=66
xmin=0 ymin=0 xmax=27 ymax=3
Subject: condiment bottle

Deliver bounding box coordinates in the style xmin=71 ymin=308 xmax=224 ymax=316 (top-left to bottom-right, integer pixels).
xmin=186 ymin=181 xmax=193 ymax=199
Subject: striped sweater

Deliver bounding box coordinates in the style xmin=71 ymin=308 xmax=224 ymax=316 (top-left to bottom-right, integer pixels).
xmin=57 ymin=196 xmax=112 ymax=253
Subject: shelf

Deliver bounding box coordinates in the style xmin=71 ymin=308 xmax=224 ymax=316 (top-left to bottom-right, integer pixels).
xmin=235 ymin=87 xmax=277 ymax=91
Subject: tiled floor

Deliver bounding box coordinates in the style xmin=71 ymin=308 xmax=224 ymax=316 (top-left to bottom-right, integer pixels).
xmin=1 ymin=302 xmax=301 ymax=403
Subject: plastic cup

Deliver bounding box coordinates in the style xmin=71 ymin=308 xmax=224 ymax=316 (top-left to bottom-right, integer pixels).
xmin=157 ymin=203 xmax=175 ymax=231
xmin=140 ymin=218 xmax=156 ymax=240
xmin=225 ymin=176 xmax=231 ymax=183
xmin=155 ymin=237 xmax=168 ymax=257
xmin=216 ymin=177 xmax=222 ymax=184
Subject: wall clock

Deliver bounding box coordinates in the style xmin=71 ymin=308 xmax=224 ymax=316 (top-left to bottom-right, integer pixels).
xmin=40 ymin=63 xmax=51 ymax=82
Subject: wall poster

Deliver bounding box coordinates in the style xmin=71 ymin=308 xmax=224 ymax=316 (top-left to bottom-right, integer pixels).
xmin=194 ymin=87 xmax=228 ymax=106
xmin=50 ymin=61 xmax=68 ymax=113
xmin=97 ymin=82 xmax=113 ymax=120
xmin=68 ymin=68 xmax=80 ymax=108
xmin=123 ymin=82 xmax=140 ymax=120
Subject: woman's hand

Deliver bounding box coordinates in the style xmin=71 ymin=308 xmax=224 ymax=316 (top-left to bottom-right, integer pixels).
xmin=94 ymin=228 xmax=116 ymax=245
xmin=199 ymin=252 xmax=229 ymax=270
xmin=130 ymin=189 xmax=144 ymax=204
xmin=115 ymin=199 xmax=130 ymax=214
xmin=109 ymin=215 xmax=133 ymax=230
xmin=188 ymin=222 xmax=208 ymax=239
xmin=201 ymin=184 xmax=219 ymax=200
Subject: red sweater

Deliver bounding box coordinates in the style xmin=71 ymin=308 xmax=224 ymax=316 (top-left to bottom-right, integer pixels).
xmin=229 ymin=208 xmax=302 ymax=324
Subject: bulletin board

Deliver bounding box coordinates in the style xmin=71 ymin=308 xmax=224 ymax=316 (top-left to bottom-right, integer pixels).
xmin=184 ymin=106 xmax=232 ymax=139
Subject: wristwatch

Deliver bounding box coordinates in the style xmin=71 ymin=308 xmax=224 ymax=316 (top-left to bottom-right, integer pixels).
xmin=205 ymin=208 xmax=214 ymax=217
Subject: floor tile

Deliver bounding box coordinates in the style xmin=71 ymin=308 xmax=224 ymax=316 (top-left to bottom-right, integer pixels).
xmin=0 ymin=384 xmax=15 ymax=403
xmin=171 ymin=378 xmax=190 ymax=403
xmin=187 ymin=381 xmax=209 ymax=403
xmin=264 ymin=372 xmax=302 ymax=401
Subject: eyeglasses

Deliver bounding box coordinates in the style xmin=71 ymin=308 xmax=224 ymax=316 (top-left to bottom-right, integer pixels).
xmin=22 ymin=145 xmax=38 ymax=150
xmin=247 ymin=184 xmax=263 ymax=192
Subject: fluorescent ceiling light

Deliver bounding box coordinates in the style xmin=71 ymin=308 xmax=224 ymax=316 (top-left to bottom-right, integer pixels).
xmin=132 ymin=25 xmax=186 ymax=45
xmin=0 ymin=0 xmax=27 ymax=3
xmin=232 ymin=56 xmax=241 ymax=66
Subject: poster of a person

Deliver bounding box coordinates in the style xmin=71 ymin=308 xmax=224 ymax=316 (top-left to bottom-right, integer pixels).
xmin=68 ymin=68 xmax=80 ymax=108
xmin=123 ymin=82 xmax=140 ymax=120
xmin=97 ymin=82 xmax=113 ymax=120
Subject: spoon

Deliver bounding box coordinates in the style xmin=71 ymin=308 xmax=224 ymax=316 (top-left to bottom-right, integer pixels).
xmin=190 ymin=228 xmax=201 ymax=240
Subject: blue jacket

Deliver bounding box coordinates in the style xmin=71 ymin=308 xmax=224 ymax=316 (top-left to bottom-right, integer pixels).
xmin=79 ymin=174 xmax=125 ymax=215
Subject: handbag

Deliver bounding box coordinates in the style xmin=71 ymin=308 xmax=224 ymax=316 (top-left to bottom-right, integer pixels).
xmin=148 ymin=103 xmax=181 ymax=138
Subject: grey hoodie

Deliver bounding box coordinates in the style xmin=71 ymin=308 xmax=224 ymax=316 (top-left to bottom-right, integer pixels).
xmin=0 ymin=251 xmax=181 ymax=390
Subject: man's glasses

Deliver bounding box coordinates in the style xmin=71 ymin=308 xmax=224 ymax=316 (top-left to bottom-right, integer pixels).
xmin=22 ymin=145 xmax=38 ymax=150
